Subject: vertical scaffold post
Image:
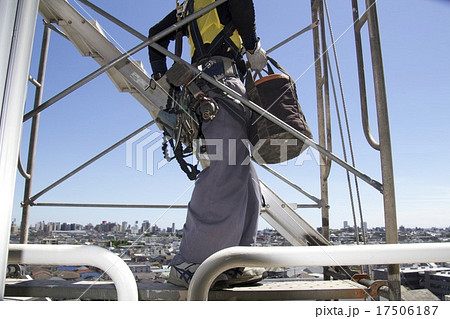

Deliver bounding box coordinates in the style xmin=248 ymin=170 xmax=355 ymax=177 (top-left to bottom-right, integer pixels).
xmin=20 ymin=24 xmax=52 ymax=244
xmin=367 ymin=0 xmax=400 ymax=300
xmin=352 ymin=0 xmax=400 ymax=300
xmin=0 ymin=0 xmax=39 ymax=300
xmin=311 ymin=0 xmax=332 ymax=242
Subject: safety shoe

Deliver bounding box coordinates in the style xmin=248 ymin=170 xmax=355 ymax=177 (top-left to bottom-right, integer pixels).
xmin=167 ymin=262 xmax=228 ymax=290
xmin=224 ymin=267 xmax=267 ymax=287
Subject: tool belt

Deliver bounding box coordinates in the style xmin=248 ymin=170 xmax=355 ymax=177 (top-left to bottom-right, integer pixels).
xmin=195 ymin=56 xmax=241 ymax=81
xmin=157 ymin=56 xmax=241 ymax=180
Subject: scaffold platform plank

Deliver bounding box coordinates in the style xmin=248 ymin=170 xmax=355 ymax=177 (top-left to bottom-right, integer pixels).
xmin=5 ymin=278 xmax=370 ymax=301
xmin=211 ymin=279 xmax=369 ymax=301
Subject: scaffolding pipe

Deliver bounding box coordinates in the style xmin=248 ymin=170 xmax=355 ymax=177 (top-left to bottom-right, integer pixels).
xmin=33 ymin=202 xmax=188 ymax=209
xmin=44 ymin=20 xmax=68 ymax=40
xmin=17 ymin=155 xmax=30 ymax=180
xmin=8 ymin=244 xmax=138 ymax=301
xmin=311 ymin=0 xmax=332 ymax=243
xmin=0 ymin=0 xmax=39 ymax=300
xmin=20 ymin=24 xmax=51 ymax=244
xmin=351 ymin=0 xmax=380 ymax=150
xmin=351 ymin=0 xmax=401 ymax=300
xmin=28 ymin=120 xmax=154 ymax=204
xmin=187 ymin=243 xmax=450 ymax=301
xmin=22 ymin=37 xmax=148 ymax=121
xmin=28 ymin=75 xmax=42 ymax=88
xmin=365 ymin=0 xmax=400 ymax=300
xmin=31 ymin=202 xmax=319 ymax=210
xmin=259 ymin=163 xmax=323 ymax=207
xmin=266 ymin=21 xmax=319 ymax=54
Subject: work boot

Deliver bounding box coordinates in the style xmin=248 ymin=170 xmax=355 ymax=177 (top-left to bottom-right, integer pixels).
xmin=224 ymin=267 xmax=267 ymax=287
xmin=167 ymin=262 xmax=228 ymax=289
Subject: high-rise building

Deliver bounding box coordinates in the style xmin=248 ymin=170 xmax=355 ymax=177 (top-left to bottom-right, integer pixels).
xmin=122 ymin=221 xmax=128 ymax=233
xmin=141 ymin=220 xmax=151 ymax=233
xmin=131 ymin=221 xmax=139 ymax=234
xmin=151 ymin=224 xmax=160 ymax=234
xmin=343 ymin=221 xmax=349 ymax=229
xmin=10 ymin=223 xmax=19 ymax=234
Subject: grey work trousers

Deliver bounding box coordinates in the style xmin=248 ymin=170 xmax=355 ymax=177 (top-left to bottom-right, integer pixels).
xmin=171 ymin=76 xmax=261 ymax=265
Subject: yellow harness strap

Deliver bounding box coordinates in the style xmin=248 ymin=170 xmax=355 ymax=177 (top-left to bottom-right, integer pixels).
xmin=187 ymin=0 xmax=242 ymax=57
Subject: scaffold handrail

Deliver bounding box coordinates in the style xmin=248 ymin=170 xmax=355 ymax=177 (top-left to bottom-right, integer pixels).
xmin=187 ymin=243 xmax=450 ymax=301
xmin=8 ymin=244 xmax=138 ymax=301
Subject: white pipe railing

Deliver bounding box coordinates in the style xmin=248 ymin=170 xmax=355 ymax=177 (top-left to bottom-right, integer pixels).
xmin=187 ymin=243 xmax=450 ymax=300
xmin=0 ymin=0 xmax=39 ymax=300
xmin=8 ymin=244 xmax=138 ymax=301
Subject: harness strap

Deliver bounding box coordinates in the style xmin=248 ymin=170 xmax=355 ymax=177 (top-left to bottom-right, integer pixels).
xmin=186 ymin=0 xmax=240 ymax=59
xmin=169 ymin=136 xmax=200 ymax=181
xmin=175 ymin=0 xmax=186 ymax=57
xmin=187 ymin=0 xmax=207 ymax=57
xmin=205 ymin=21 xmax=240 ymax=58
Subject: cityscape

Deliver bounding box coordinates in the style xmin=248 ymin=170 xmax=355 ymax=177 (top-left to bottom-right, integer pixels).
xmin=10 ymin=219 xmax=450 ymax=247
xmin=7 ymin=219 xmax=450 ymax=300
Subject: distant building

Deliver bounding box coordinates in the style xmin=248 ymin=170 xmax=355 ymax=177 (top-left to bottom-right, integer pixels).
xmin=423 ymin=271 xmax=450 ymax=299
xmin=374 ymin=263 xmax=450 ymax=300
xmin=128 ymin=263 xmax=152 ymax=274
xmin=151 ymin=225 xmax=160 ymax=234
xmin=141 ymin=220 xmax=151 ymax=233
xmin=10 ymin=224 xmax=19 ymax=234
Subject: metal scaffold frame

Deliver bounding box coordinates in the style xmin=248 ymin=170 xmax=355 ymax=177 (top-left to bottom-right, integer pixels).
xmin=1 ymin=0 xmax=400 ymax=300
xmin=351 ymin=0 xmax=400 ymax=300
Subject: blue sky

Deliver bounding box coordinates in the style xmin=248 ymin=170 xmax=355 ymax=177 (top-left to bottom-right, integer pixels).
xmin=13 ymin=0 xmax=450 ymax=232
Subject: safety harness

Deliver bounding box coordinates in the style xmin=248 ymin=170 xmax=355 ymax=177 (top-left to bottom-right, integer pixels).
xmin=159 ymin=0 xmax=244 ymax=180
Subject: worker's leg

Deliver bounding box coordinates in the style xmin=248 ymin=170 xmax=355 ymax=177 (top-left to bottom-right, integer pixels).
xmin=172 ymin=77 xmax=260 ymax=265
xmin=239 ymin=162 xmax=261 ymax=246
